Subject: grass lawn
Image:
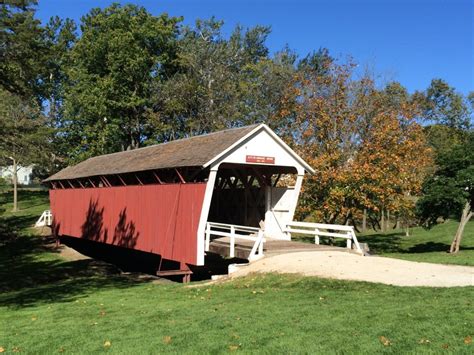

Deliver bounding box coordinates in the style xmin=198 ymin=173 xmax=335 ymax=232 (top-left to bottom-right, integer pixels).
xmin=0 ymin=190 xmax=473 ymax=353
xmin=357 ymin=221 xmax=474 ymax=266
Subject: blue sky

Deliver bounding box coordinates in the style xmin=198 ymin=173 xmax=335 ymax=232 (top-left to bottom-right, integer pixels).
xmin=35 ymin=0 xmax=473 ymax=95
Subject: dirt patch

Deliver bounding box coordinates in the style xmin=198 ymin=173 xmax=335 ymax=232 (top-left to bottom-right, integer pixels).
xmin=58 ymin=243 xmax=91 ymax=261
xmin=229 ymin=251 xmax=474 ymax=287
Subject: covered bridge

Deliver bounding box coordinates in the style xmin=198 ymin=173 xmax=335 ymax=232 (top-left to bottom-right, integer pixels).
xmin=45 ymin=124 xmax=315 ymax=273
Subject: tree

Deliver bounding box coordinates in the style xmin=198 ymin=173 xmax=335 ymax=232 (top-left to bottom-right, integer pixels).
xmin=275 ymin=62 xmax=433 ymax=229
xmin=61 ymin=4 xmax=181 ymax=162
xmin=0 ymin=89 xmax=50 ymax=212
xmin=423 ymin=79 xmax=471 ymax=129
xmin=150 ymin=18 xmax=294 ymax=141
xmin=416 ymin=132 xmax=474 ymax=253
xmin=0 ymin=0 xmax=46 ymax=99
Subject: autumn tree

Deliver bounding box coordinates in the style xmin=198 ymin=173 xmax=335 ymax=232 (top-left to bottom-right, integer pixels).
xmin=275 ymin=62 xmax=433 ymax=230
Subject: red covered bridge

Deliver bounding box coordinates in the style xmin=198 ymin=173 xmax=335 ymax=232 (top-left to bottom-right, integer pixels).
xmin=45 ymin=124 xmax=315 ymax=277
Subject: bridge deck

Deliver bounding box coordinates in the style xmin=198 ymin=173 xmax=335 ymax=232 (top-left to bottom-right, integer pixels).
xmin=209 ymin=237 xmax=356 ymax=258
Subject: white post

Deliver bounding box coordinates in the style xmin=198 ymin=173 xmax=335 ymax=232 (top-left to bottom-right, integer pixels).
xmin=196 ymin=167 xmax=218 ymax=265
xmin=258 ymin=229 xmax=264 ymax=256
xmin=315 ymin=228 xmax=320 ymax=245
xmin=230 ymin=225 xmax=235 ymax=258
xmin=351 ymin=230 xmax=362 ymax=254
xmin=287 ymin=173 xmax=304 ymax=223
xmin=346 ymin=237 xmax=352 ymax=249
xmin=205 ymin=223 xmax=211 ymax=251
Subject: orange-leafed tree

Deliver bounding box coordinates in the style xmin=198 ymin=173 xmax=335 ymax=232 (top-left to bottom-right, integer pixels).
xmin=274 ymin=62 xmax=433 ymax=230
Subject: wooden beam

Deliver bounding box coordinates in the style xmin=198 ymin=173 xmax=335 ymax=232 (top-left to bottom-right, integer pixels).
xmin=153 ymin=171 xmax=163 ymax=184
xmin=135 ymin=173 xmax=143 ymax=185
xmin=102 ymin=176 xmax=112 ymax=187
xmin=99 ymin=176 xmax=109 ymax=187
xmin=273 ymin=174 xmax=281 ymax=187
xmin=88 ymin=178 xmax=96 ymax=188
xmin=117 ymin=174 xmax=127 ymax=186
xmin=77 ymin=179 xmax=85 ymax=188
xmin=251 ymin=167 xmax=267 ymax=187
xmin=58 ymin=180 xmax=66 ymax=189
xmin=175 ymin=168 xmax=186 ymax=184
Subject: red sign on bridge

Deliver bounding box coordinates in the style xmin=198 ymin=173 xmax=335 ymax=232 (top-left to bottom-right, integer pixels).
xmin=246 ymin=155 xmax=275 ymax=164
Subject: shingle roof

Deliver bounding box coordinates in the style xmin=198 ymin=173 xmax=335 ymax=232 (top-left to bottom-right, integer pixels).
xmin=45 ymin=124 xmax=260 ymax=181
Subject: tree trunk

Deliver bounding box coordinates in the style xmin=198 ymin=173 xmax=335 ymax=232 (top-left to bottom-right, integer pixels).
xmin=450 ymin=202 xmax=473 ymax=253
xmin=395 ymin=218 xmax=400 ymax=230
xmin=362 ymin=209 xmax=367 ymax=233
xmin=381 ymin=209 xmax=385 ymax=233
xmin=12 ymin=158 xmax=18 ymax=212
xmin=387 ymin=210 xmax=390 ymax=230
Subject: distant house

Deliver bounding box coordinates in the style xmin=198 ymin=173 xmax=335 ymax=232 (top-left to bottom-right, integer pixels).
xmin=0 ymin=165 xmax=34 ymax=185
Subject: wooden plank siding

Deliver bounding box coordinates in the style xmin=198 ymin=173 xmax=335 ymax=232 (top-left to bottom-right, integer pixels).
xmin=50 ymin=183 xmax=207 ymax=265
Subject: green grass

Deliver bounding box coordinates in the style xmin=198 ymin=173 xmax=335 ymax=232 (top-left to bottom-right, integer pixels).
xmin=0 ymin=190 xmax=473 ymax=353
xmin=0 ymin=189 xmax=50 ymax=235
xmin=357 ymin=221 xmax=474 ymax=266
xmin=0 ymin=232 xmax=473 ymax=354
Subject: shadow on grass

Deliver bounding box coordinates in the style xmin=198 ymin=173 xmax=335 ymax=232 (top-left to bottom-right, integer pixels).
xmin=0 ymin=189 xmax=48 ymax=206
xmin=357 ymin=231 xmax=404 ymax=253
xmin=0 ymin=233 xmax=144 ymax=309
xmin=0 ymin=214 xmax=41 ymax=235
xmin=357 ymin=231 xmax=474 ymax=254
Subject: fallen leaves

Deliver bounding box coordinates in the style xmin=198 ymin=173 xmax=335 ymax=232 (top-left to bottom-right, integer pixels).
xmin=163 ymin=336 xmax=172 ymax=345
xmin=379 ymin=336 xmax=391 ymax=346
xmin=0 ymin=347 xmax=4 ymax=353
xmin=418 ymin=338 xmax=431 ymax=344
xmin=103 ymin=340 xmax=111 ymax=348
xmin=465 ymin=335 xmax=472 ymax=345
xmin=228 ymin=344 xmax=241 ymax=351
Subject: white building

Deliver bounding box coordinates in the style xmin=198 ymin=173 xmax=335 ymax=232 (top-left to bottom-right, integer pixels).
xmin=0 ymin=165 xmax=34 ymax=185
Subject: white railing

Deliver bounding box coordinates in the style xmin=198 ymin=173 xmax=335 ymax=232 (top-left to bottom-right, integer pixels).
xmin=285 ymin=221 xmax=363 ymax=254
xmin=205 ymin=222 xmax=265 ymax=261
xmin=35 ymin=210 xmax=53 ymax=227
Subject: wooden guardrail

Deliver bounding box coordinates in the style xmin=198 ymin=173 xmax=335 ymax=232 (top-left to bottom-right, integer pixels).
xmin=205 ymin=222 xmax=265 ymax=261
xmin=285 ymin=221 xmax=363 ymax=254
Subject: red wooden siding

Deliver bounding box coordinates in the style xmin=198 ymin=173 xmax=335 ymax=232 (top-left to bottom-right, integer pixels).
xmin=49 ymin=183 xmax=207 ymax=265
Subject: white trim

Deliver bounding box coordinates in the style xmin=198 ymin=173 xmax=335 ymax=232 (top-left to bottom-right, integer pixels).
xmin=195 ymin=167 xmax=218 ymax=265
xmin=288 ymin=174 xmax=304 ymax=223
xmin=203 ymin=124 xmax=315 ymax=174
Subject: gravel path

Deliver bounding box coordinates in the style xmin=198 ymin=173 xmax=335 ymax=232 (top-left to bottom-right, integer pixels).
xmin=230 ymin=251 xmax=474 ymax=287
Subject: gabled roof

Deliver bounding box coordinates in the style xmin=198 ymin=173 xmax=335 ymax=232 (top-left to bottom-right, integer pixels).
xmin=45 ymin=124 xmax=314 ymax=182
